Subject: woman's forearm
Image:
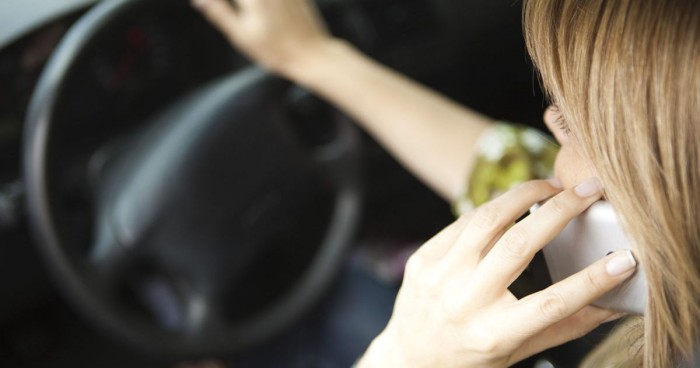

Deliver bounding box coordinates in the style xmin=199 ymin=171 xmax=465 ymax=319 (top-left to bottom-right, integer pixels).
xmin=285 ymin=40 xmax=493 ymax=202
xmin=192 ymin=0 xmax=492 ymax=201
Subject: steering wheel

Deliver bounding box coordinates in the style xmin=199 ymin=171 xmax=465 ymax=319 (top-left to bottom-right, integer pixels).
xmin=23 ymin=0 xmax=362 ymax=357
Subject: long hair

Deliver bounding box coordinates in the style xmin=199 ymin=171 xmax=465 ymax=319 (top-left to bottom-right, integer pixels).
xmin=523 ymin=1 xmax=700 ymax=366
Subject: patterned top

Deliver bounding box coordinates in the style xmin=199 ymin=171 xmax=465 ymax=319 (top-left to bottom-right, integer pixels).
xmin=453 ymin=123 xmax=559 ymax=215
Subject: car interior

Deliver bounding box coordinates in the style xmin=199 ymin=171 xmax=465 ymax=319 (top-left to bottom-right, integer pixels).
xmin=0 ymin=0 xmax=613 ymax=367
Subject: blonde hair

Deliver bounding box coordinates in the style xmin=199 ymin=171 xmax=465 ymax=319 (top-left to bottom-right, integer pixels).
xmin=523 ymin=0 xmax=700 ymax=366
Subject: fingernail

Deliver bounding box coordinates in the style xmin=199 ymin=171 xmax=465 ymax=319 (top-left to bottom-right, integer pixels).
xmin=606 ymin=250 xmax=637 ymax=276
xmin=575 ymin=178 xmax=602 ymax=197
xmin=547 ymin=178 xmax=563 ymax=189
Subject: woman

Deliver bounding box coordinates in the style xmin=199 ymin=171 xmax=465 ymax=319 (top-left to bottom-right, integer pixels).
xmin=192 ymin=0 xmax=700 ymax=366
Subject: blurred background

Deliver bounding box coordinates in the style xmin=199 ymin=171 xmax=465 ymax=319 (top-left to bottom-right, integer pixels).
xmin=0 ymin=1 xmax=594 ymax=367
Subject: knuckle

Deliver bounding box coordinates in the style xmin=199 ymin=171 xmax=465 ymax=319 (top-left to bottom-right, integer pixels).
xmin=546 ymin=195 xmax=569 ymax=217
xmin=499 ymin=228 xmax=530 ymax=260
xmin=404 ymin=254 xmax=425 ymax=278
xmin=584 ymin=267 xmax=606 ymax=292
xmin=471 ymin=204 xmax=501 ymax=231
xmin=472 ymin=334 xmax=503 ymax=355
xmin=538 ymin=292 xmax=569 ymax=321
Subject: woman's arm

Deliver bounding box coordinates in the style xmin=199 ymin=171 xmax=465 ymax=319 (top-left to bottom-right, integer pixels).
xmin=193 ymin=3 xmax=637 ymax=367
xmin=193 ymin=0 xmax=492 ymax=201
xmin=289 ymin=41 xmax=493 ymax=202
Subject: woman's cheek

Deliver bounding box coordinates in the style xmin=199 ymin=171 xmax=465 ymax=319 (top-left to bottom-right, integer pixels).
xmin=554 ymin=145 xmax=597 ymax=189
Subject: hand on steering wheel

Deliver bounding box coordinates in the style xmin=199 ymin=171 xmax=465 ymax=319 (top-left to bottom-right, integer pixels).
xmin=359 ymin=179 xmax=636 ymax=367
xmin=192 ymin=0 xmax=332 ymax=76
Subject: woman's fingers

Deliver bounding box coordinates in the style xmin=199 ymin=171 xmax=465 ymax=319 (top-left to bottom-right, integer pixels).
xmin=193 ymin=0 xmax=332 ymax=76
xmin=508 ymin=306 xmax=623 ymax=365
xmin=506 ymin=250 xmax=636 ymax=342
xmin=192 ymin=0 xmax=239 ymax=38
xmin=444 ymin=179 xmax=563 ymax=267
xmin=471 ymin=178 xmax=603 ymax=296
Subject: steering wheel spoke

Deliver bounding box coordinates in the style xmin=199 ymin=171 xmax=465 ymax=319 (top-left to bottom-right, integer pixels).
xmin=309 ymin=115 xmax=361 ymax=183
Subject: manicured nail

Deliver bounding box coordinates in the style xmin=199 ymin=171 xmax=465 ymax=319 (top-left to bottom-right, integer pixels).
xmin=575 ymin=178 xmax=602 ymax=197
xmin=547 ymin=178 xmax=563 ymax=189
xmin=606 ymin=250 xmax=637 ymax=276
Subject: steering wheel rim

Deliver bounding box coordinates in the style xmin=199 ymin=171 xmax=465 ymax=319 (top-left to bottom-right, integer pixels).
xmin=23 ymin=0 xmax=362 ymax=357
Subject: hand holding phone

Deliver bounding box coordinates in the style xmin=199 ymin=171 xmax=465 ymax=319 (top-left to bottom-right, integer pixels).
xmin=532 ymin=201 xmax=647 ymax=315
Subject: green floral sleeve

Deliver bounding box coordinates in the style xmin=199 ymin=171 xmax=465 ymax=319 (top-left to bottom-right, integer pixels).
xmin=453 ymin=123 xmax=560 ymax=216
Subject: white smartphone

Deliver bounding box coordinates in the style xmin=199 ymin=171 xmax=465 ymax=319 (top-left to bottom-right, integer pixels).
xmin=531 ymin=201 xmax=647 ymax=315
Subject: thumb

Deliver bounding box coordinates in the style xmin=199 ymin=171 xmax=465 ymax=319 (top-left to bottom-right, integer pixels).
xmin=509 ymin=306 xmax=625 ymax=364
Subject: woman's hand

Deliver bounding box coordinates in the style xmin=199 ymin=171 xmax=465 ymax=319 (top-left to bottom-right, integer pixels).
xmin=192 ymin=0 xmax=333 ymax=77
xmin=359 ymin=178 xmax=637 ymax=367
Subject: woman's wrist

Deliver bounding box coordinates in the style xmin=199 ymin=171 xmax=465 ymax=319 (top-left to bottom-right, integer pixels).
xmin=280 ymin=38 xmax=360 ymax=87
